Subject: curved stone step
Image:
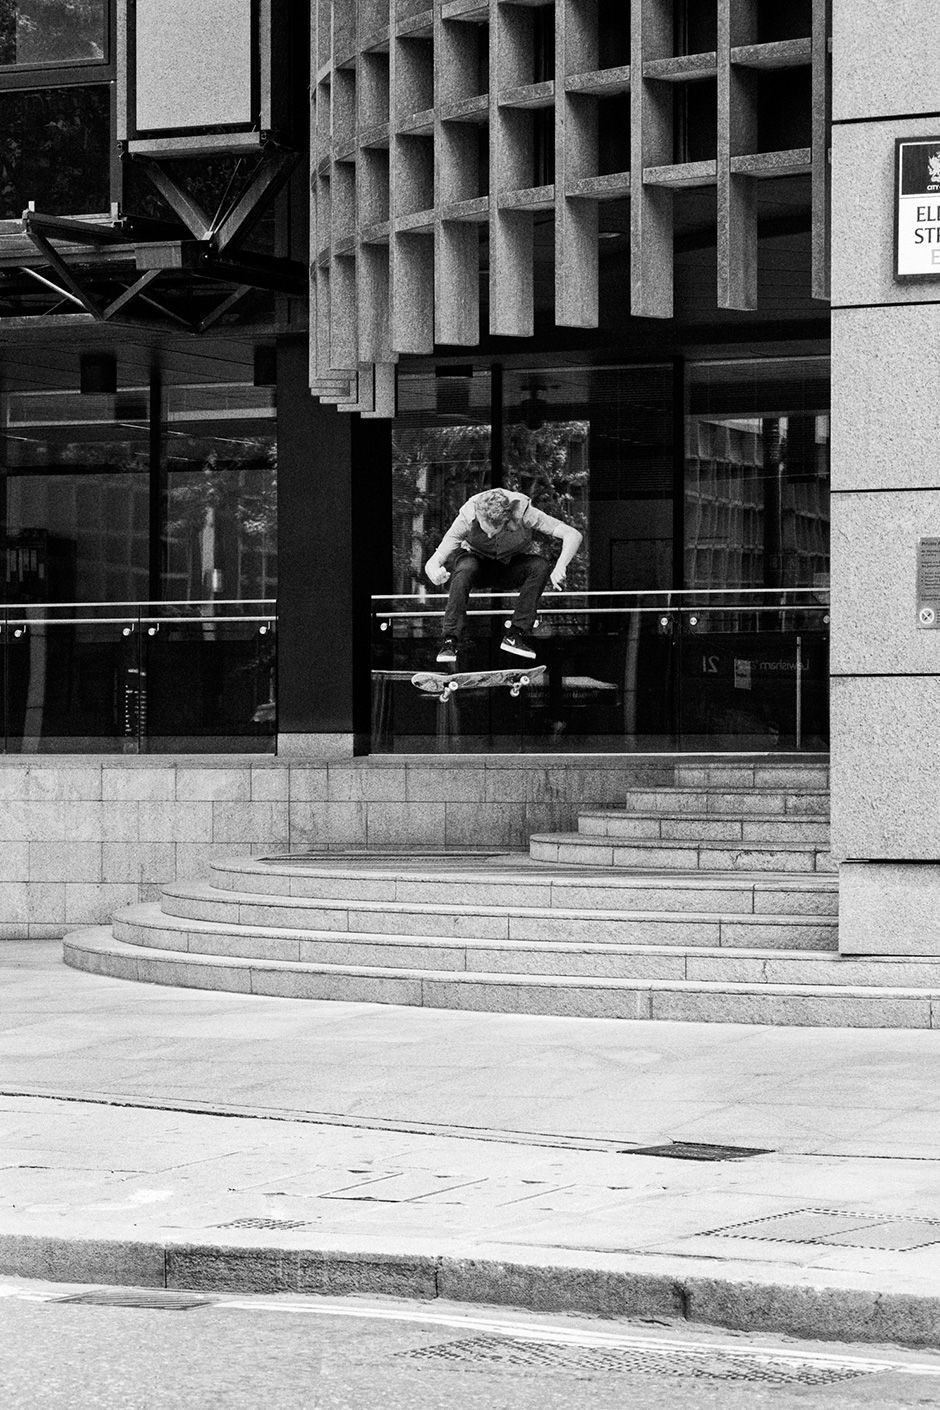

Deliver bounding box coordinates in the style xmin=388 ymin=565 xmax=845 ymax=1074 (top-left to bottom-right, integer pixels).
xmin=118 ymin=898 xmax=838 ymax=960
xmin=165 ymin=880 xmax=838 ymax=944
xmin=111 ymin=904 xmax=940 ymax=988
xmin=206 ymin=858 xmax=838 ymax=916
xmin=62 ymin=928 xmax=940 ymax=1029
xmin=529 ymin=833 xmax=835 ymax=874
xmin=672 ymin=764 xmax=830 ymax=790
xmin=577 ymin=810 xmax=830 ymax=844
xmin=619 ymin=787 xmax=830 ymax=817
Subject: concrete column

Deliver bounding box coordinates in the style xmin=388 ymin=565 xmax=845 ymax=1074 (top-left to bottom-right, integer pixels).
xmin=830 ymin=2 xmax=940 ymax=953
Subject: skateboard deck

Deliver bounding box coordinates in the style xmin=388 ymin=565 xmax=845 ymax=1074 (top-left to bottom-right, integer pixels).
xmin=411 ymin=665 xmax=546 ymax=701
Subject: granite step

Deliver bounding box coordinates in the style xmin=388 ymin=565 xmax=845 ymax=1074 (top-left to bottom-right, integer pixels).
xmin=140 ymin=890 xmax=840 ymax=951
xmin=62 ymin=927 xmax=940 ymax=1029
xmin=671 ymin=764 xmax=830 ymax=790
xmin=617 ymin=787 xmax=830 ymax=817
xmin=205 ymin=859 xmax=838 ymax=915
xmin=197 ymin=862 xmax=839 ymax=919
xmin=529 ymin=833 xmax=835 ymax=874
xmin=577 ymin=810 xmax=830 ymax=844
xmin=110 ymin=904 xmax=940 ymax=986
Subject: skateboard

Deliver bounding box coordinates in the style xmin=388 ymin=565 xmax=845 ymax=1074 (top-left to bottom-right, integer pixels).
xmin=411 ymin=665 xmax=547 ymax=702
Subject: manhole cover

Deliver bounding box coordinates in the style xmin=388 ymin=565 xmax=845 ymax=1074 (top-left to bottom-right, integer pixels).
xmin=397 ymin=1336 xmax=871 ymax=1386
xmin=708 ymin=1208 xmax=940 ymax=1250
xmin=625 ymin=1142 xmax=772 ymax=1162
xmin=215 ymin=1217 xmax=310 ymax=1231
xmin=55 ymin=1290 xmax=213 ymax=1311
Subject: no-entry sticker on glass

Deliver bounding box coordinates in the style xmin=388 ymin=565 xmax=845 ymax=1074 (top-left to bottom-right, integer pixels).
xmin=896 ymin=138 xmax=940 ymax=279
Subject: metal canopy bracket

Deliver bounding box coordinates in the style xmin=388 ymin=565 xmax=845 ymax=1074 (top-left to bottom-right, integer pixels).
xmin=14 ymin=140 xmax=302 ymax=330
xmin=134 ymin=240 xmax=306 ymax=296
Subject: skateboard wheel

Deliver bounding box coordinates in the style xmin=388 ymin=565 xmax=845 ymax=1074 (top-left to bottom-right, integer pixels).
xmin=520 ymin=675 xmax=530 ymax=686
xmin=510 ymin=686 xmax=520 ymax=697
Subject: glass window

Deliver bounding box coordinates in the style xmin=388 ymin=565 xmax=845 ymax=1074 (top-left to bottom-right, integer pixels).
xmin=685 ymin=357 xmax=830 ymax=590
xmin=391 ymin=370 xmax=492 ymax=596
xmin=164 ymin=383 xmax=277 ymax=603
xmin=376 ymin=358 xmax=829 ymax=756
xmin=0 ymin=85 xmax=110 ymax=217
xmin=0 ymin=1 xmax=107 ymax=69
xmin=4 ymin=389 xmax=150 ymax=603
xmin=504 ymin=365 xmax=674 ymax=593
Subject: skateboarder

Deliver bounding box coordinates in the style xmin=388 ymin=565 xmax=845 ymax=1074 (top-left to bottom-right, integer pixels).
xmin=425 ymin=488 xmax=583 ymax=664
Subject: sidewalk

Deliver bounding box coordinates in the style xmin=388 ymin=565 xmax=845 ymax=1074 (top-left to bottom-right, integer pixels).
xmin=1 ymin=939 xmax=940 ymax=1345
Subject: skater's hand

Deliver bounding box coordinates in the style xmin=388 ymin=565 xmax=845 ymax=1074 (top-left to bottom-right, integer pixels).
xmin=425 ymin=559 xmax=451 ymax=587
xmin=549 ymin=565 xmax=567 ymax=590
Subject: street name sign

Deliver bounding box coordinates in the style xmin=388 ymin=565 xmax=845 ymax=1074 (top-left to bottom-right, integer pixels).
xmin=896 ymin=138 xmax=940 ymax=279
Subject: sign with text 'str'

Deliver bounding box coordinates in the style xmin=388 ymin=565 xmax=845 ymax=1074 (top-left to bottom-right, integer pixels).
xmin=896 ymin=139 xmax=940 ymax=279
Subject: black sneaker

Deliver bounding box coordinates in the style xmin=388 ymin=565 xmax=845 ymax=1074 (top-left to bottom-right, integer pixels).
xmin=435 ymin=636 xmax=459 ymax=664
xmin=500 ymin=631 xmax=537 ymax=660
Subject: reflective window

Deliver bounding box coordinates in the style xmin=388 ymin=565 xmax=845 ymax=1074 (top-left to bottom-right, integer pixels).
xmin=165 ymin=384 xmax=278 ymax=603
xmin=4 ymin=389 xmax=150 ymax=602
xmin=0 ymin=0 xmax=107 ymax=69
xmin=391 ymin=370 xmax=492 ymax=596
xmin=503 ymin=366 xmax=674 ymax=594
xmin=0 ymin=85 xmax=110 ymax=217
xmin=685 ymin=358 xmax=831 ymax=590
xmin=376 ymin=358 xmax=830 ymax=755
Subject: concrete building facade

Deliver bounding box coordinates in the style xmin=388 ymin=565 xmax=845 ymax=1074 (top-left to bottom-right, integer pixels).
xmin=0 ymin=1 xmax=935 ymax=969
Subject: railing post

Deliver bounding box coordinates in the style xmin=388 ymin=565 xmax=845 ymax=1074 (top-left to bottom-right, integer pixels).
xmin=795 ymin=633 xmax=803 ymax=752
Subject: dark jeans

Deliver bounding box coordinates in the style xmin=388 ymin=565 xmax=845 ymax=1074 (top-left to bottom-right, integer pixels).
xmin=441 ymin=552 xmax=553 ymax=638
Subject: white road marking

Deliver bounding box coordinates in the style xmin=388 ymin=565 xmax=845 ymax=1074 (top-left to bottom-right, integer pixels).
xmin=197 ymin=1297 xmax=940 ymax=1376
xmin=5 ymin=1283 xmax=940 ymax=1377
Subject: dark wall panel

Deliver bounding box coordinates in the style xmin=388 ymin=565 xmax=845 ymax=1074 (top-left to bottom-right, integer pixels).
xmin=276 ymin=337 xmax=354 ymax=736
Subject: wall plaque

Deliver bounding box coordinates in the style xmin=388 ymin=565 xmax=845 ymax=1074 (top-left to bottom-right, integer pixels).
xmin=916 ymin=538 xmax=940 ymax=627
xmin=896 ymin=138 xmax=940 ymax=280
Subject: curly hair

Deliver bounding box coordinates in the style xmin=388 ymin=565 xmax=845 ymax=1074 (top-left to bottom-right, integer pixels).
xmin=476 ymin=489 xmax=512 ymax=526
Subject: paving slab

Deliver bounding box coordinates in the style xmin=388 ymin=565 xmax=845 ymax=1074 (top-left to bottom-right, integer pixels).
xmin=0 ymin=940 xmax=939 ymax=1345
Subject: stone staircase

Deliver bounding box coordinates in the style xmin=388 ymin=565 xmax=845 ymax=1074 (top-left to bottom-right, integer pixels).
xmin=62 ymin=759 xmax=940 ymax=1028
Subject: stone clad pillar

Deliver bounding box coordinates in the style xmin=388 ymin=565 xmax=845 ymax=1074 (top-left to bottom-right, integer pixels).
xmin=830 ymin=3 xmax=940 ymax=953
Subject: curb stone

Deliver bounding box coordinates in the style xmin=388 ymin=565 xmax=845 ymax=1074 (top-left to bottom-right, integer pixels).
xmin=1 ymin=1235 xmax=939 ymax=1348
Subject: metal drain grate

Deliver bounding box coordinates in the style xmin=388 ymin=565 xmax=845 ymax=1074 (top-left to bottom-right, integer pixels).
xmin=707 ymin=1208 xmax=940 ymax=1250
xmin=55 ymin=1290 xmax=214 ymax=1311
xmin=216 ymin=1217 xmax=310 ymax=1231
xmin=625 ymin=1141 xmax=772 ymax=1162
xmin=398 ymin=1336 xmax=871 ymax=1386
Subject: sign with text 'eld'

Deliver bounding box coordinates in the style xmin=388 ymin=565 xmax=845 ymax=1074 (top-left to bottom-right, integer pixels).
xmin=896 ymin=139 xmax=940 ymax=279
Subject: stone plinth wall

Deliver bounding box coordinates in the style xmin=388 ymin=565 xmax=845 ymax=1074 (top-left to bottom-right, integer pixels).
xmin=0 ymin=754 xmax=695 ymax=936
xmin=830 ymin=0 xmax=940 ymax=954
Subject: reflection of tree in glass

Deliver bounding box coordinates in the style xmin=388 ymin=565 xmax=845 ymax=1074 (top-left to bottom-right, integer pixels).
xmin=0 ymin=0 xmax=105 ymax=66
xmin=392 ymin=424 xmax=491 ymax=595
xmin=0 ymin=85 xmax=109 ymax=218
xmin=166 ymin=439 xmax=277 ymax=601
xmin=124 ymin=154 xmax=277 ymax=257
xmin=391 ymin=420 xmax=590 ymax=594
xmin=506 ymin=421 xmax=589 ymax=590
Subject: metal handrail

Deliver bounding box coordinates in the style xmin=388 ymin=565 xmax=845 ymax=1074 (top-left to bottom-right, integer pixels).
xmin=372 ymin=587 xmax=829 ymax=601
xmin=0 ymin=599 xmax=278 ymax=626
xmin=1 ymin=597 xmax=277 ymax=609
xmin=376 ymin=606 xmax=831 ymax=619
xmin=1 ymin=616 xmax=277 ymax=628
